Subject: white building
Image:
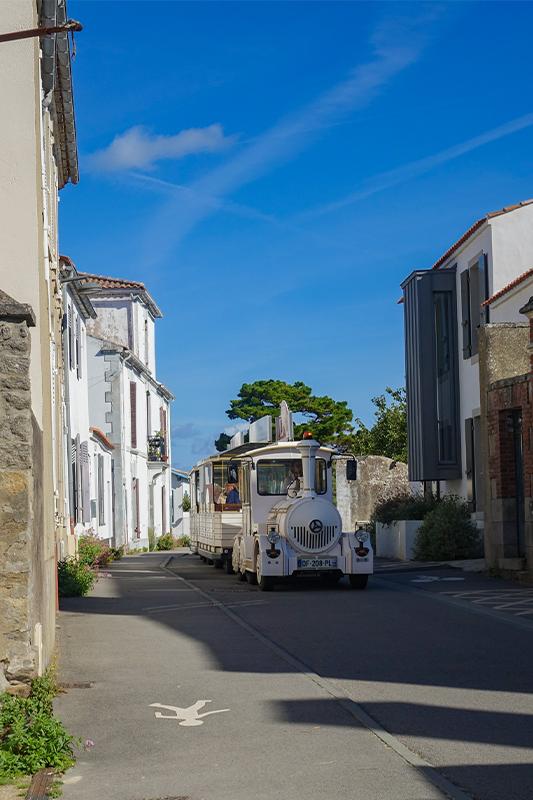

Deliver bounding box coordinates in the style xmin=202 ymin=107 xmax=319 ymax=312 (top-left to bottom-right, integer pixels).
xmin=59 ymin=256 xmax=119 ymax=549
xmin=401 ymin=199 xmax=533 ymax=521
xmin=171 ymin=468 xmax=191 ymax=539
xmin=83 ymin=273 xmax=173 ymax=549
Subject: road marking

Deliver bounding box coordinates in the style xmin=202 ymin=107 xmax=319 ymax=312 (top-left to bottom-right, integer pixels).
xmin=411 ymin=575 xmax=465 ymax=583
xmin=150 ymin=699 xmax=230 ymax=727
xmin=143 ymin=599 xmax=267 ymax=614
xmin=162 ymin=558 xmax=473 ymax=800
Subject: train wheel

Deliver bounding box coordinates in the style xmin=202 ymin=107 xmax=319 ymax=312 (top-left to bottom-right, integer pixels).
xmin=256 ymin=559 xmax=274 ymax=592
xmin=349 ymin=574 xmax=368 ymax=590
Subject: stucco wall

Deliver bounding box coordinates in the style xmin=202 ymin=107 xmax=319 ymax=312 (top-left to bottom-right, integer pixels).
xmin=0 ymin=1 xmax=43 ymax=427
xmin=490 ymin=280 xmax=533 ymax=323
xmin=491 ymin=205 xmax=533 ymax=292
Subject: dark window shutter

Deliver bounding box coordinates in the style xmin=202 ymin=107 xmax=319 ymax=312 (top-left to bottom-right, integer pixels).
xmin=460 ymin=270 xmax=471 ymax=358
xmin=469 ymin=263 xmax=480 ymax=355
xmin=465 ymin=417 xmax=474 ymax=505
xmin=130 ymin=382 xmax=137 ymax=448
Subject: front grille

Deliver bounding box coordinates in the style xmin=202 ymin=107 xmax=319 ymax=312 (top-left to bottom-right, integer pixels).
xmin=289 ymin=524 xmax=339 ymax=552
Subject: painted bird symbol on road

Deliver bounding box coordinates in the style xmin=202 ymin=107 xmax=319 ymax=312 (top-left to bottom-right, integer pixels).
xmin=149 ymin=699 xmax=230 ymax=726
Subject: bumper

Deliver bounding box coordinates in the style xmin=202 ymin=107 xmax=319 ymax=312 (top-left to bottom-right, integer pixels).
xmin=256 ymin=533 xmax=373 ymax=577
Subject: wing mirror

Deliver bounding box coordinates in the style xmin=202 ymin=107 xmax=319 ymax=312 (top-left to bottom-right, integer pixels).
xmin=346 ymin=460 xmax=357 ymax=481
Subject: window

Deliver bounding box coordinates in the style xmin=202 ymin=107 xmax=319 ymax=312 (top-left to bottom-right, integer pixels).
xmin=130 ymin=382 xmax=137 ymax=448
xmin=97 ymin=454 xmax=105 ymax=525
xmin=461 ymin=254 xmax=489 ymax=358
xmin=257 ymin=459 xmax=327 ymax=496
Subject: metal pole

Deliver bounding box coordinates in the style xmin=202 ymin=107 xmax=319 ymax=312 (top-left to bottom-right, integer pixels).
xmin=0 ymin=20 xmax=82 ymax=45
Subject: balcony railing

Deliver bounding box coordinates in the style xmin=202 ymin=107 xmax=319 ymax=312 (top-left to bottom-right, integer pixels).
xmin=148 ymin=434 xmax=168 ymax=463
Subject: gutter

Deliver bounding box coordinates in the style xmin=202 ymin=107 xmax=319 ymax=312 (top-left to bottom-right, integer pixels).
xmin=40 ymin=0 xmax=79 ymax=187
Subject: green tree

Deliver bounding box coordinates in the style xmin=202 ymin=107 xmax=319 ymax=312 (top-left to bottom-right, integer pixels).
xmin=352 ymin=387 xmax=407 ymax=462
xmin=226 ymin=380 xmax=354 ymax=446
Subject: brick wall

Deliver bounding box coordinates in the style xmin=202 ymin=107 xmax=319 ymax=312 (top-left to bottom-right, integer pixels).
xmin=481 ymin=300 xmax=533 ymax=570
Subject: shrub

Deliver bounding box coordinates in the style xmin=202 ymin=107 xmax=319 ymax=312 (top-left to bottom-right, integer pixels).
xmin=148 ymin=527 xmax=156 ymax=552
xmin=176 ymin=535 xmax=191 ymax=547
xmin=156 ymin=533 xmax=176 ymax=551
xmin=413 ymin=495 xmax=481 ymax=561
xmin=0 ymin=672 xmax=77 ymax=780
xmin=180 ymin=493 xmax=191 ymax=512
xmin=78 ymin=534 xmax=111 ymax=568
xmin=372 ymin=491 xmax=438 ymax=526
xmin=57 ymin=559 xmax=96 ymax=597
xmin=109 ymin=546 xmax=124 ymax=561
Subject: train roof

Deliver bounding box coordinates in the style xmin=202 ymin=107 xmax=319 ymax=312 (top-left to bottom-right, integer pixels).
xmin=191 ymin=440 xmax=336 ymax=471
xmin=244 ymin=441 xmax=336 ymax=458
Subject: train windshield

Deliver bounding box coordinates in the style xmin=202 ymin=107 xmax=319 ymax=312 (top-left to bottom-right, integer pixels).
xmin=256 ymin=459 xmax=326 ymax=495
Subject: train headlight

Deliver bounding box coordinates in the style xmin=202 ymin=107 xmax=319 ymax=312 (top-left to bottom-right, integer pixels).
xmin=267 ymin=529 xmax=280 ymax=545
xmin=356 ymin=530 xmax=369 ymax=545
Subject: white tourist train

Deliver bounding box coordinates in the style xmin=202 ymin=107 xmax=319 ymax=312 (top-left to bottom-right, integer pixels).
xmin=189 ymin=407 xmax=373 ymax=590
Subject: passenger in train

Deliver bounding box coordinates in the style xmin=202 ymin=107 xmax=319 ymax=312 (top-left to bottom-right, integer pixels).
xmin=225 ymin=483 xmax=240 ymax=504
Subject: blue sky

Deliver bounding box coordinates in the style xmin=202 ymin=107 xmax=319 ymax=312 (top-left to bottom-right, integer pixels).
xmin=61 ymin=1 xmax=533 ymax=469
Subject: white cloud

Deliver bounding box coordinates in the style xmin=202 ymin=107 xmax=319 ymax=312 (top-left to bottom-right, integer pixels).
xmin=87 ymin=124 xmax=234 ymax=172
xmin=297 ymin=112 xmax=533 ymax=219
xmin=140 ymin=9 xmax=444 ymax=258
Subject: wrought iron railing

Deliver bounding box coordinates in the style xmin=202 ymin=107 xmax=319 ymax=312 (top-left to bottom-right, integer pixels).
xmin=148 ymin=434 xmax=167 ymax=463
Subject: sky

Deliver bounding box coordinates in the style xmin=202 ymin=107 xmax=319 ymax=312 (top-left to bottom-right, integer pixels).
xmin=61 ymin=0 xmax=533 ymax=469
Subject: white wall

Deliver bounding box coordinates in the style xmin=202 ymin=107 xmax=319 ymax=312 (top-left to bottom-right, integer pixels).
xmin=0 ymin=1 xmax=44 ymax=425
xmin=491 ymin=205 xmax=533 ymax=293
xmin=86 ymin=299 xmax=131 ymax=349
xmin=490 ymin=278 xmax=533 ymax=323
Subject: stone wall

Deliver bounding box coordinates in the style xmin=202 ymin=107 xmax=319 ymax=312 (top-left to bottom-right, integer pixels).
xmin=0 ymin=292 xmax=45 ymax=688
xmin=335 ymin=455 xmax=410 ymax=530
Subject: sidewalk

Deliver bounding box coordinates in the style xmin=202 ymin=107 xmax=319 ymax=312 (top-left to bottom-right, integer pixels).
xmin=54 ymin=553 xmax=454 ymax=800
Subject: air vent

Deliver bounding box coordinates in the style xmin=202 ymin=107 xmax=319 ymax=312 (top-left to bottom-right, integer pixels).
xmin=289 ymin=524 xmax=338 ymax=552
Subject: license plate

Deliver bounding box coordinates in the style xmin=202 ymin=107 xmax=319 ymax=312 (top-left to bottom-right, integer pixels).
xmin=297 ymin=557 xmax=337 ymax=569
xmin=356 ymin=557 xmax=368 ymax=562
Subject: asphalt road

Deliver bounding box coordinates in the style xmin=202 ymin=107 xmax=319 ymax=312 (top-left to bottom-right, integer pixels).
xmin=55 ymin=552 xmax=533 ymax=800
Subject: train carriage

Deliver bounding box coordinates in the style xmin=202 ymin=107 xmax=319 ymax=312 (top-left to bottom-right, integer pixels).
xmin=189 ymin=453 xmax=244 ymax=571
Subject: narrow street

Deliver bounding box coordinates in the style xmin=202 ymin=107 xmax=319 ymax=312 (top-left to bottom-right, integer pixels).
xmin=55 ymin=552 xmax=533 ymax=800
